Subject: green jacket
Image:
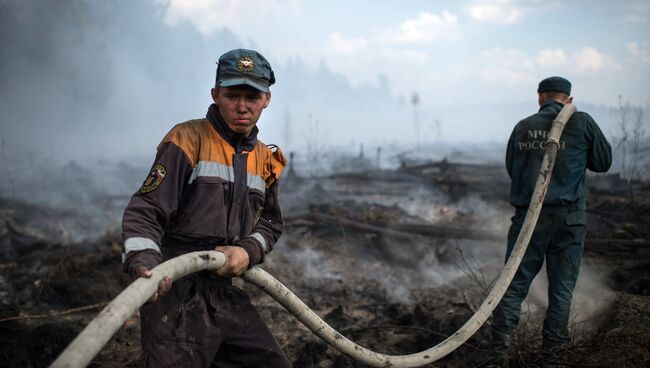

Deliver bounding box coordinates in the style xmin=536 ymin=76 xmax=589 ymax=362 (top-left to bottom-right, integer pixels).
xmin=506 ymin=101 xmax=612 ymax=210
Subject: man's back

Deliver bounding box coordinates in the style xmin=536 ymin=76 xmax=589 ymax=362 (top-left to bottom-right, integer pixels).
xmin=506 ymin=100 xmax=612 ymax=209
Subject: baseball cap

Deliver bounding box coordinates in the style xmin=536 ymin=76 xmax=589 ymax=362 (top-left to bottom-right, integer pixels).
xmin=537 ymin=76 xmax=571 ymax=95
xmin=215 ymin=49 xmax=275 ymax=92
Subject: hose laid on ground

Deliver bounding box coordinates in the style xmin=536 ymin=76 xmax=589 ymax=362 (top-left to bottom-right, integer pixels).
xmin=50 ymin=104 xmax=576 ymax=368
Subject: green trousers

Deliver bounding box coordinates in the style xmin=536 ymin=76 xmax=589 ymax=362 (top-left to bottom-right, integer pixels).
xmin=492 ymin=208 xmax=587 ymax=345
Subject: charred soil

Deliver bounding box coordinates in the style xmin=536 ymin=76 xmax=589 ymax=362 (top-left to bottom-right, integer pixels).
xmin=1 ymin=164 xmax=649 ymax=367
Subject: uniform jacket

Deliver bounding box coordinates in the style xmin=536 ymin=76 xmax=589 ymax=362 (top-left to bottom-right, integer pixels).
xmin=506 ymin=101 xmax=611 ymax=210
xmin=122 ymin=104 xmax=286 ymax=276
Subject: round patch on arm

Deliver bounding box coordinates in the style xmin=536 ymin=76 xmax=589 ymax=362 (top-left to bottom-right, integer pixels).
xmin=140 ymin=164 xmax=167 ymax=193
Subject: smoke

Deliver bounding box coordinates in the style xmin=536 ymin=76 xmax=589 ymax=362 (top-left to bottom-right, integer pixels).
xmin=0 ymin=159 xmax=149 ymax=243
xmin=522 ymin=259 xmax=616 ymax=335
xmin=0 ymin=0 xmax=411 ymax=171
xmin=1 ymin=0 xmax=627 ymax=182
xmin=0 ymin=0 xmax=232 ymax=164
xmin=3 ymin=1 xmax=616 ymax=313
xmin=287 ymin=242 xmax=342 ymax=280
xmin=272 ymin=169 xmax=515 ymax=305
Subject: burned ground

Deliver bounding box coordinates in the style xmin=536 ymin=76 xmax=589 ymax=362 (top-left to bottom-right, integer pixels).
xmin=1 ymin=161 xmax=649 ymax=367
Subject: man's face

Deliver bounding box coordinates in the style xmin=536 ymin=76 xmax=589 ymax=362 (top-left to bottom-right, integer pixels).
xmin=211 ymin=85 xmax=271 ymax=136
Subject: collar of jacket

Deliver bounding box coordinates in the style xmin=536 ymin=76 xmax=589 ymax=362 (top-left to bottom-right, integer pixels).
xmin=538 ymin=100 xmax=564 ymax=113
xmin=206 ymin=103 xmax=258 ymax=152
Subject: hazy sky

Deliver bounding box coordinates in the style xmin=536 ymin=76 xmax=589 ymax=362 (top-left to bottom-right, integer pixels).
xmin=1 ymin=0 xmax=648 ymax=165
xmin=164 ymin=0 xmax=650 ymax=106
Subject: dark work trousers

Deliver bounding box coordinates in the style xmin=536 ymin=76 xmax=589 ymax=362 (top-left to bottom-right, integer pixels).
xmin=492 ymin=207 xmax=587 ymax=345
xmin=140 ymin=270 xmax=291 ymax=368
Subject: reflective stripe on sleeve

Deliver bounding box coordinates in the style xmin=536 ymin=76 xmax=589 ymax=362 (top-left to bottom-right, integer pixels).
xmin=250 ymin=232 xmax=269 ymax=253
xmin=188 ymin=161 xmax=234 ymax=183
xmin=123 ymin=237 xmax=161 ymax=254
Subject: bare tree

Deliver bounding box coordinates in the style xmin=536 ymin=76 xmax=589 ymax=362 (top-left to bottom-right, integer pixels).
xmin=304 ymin=112 xmax=323 ymax=178
xmin=614 ymin=96 xmax=647 ymax=201
xmin=411 ymin=91 xmax=420 ymax=152
xmin=283 ymin=107 xmax=292 ymax=149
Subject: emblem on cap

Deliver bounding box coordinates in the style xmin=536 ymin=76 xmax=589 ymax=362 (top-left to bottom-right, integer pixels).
xmin=140 ymin=164 xmax=167 ymax=193
xmin=238 ymin=56 xmax=255 ymax=72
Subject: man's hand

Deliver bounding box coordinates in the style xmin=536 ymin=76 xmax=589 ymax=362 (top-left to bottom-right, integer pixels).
xmin=213 ymin=245 xmax=250 ymax=276
xmin=135 ymin=266 xmax=172 ymax=303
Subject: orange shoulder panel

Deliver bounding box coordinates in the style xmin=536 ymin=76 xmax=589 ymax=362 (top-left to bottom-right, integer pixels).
xmin=158 ymin=119 xmax=226 ymax=168
xmin=158 ymin=119 xmax=208 ymax=167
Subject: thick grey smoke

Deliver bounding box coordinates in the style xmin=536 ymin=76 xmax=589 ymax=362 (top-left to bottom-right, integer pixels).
xmin=0 ymin=0 xmax=624 ymax=175
xmin=0 ymin=0 xmax=242 ymax=165
xmin=0 ymin=0 xmax=411 ymax=169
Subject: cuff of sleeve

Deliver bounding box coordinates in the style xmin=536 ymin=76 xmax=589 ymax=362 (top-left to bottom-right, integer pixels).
xmin=236 ymin=238 xmax=263 ymax=269
xmin=123 ymin=249 xmax=162 ymax=281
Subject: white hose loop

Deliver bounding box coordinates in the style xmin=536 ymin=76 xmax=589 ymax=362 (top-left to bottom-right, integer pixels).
xmin=50 ymin=251 xmax=226 ymax=368
xmin=50 ymin=104 xmax=576 ymax=368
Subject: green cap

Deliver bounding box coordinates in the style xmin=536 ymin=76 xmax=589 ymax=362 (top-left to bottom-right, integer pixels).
xmin=216 ymin=49 xmax=275 ymax=92
xmin=537 ymin=76 xmax=571 ymax=95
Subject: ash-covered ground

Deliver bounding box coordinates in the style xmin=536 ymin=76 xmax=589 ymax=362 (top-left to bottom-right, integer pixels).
xmin=1 ymin=157 xmax=649 ymax=367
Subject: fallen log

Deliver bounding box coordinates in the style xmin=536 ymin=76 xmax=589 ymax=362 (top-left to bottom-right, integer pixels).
xmin=285 ymin=212 xmax=502 ymax=241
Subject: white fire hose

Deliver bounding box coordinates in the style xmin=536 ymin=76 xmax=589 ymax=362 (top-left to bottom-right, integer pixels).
xmin=51 ymin=104 xmax=577 ymax=368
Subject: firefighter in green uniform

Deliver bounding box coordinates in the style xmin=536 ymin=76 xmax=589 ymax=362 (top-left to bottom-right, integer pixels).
xmin=490 ymin=76 xmax=612 ymax=365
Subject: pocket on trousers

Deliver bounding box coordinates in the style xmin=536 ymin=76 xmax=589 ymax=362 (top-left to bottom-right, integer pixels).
xmin=563 ymin=211 xmax=587 ymax=247
xmin=564 ymin=211 xmax=586 ymax=227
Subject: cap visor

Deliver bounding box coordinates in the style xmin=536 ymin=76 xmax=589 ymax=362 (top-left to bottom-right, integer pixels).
xmin=219 ymin=77 xmax=269 ymax=92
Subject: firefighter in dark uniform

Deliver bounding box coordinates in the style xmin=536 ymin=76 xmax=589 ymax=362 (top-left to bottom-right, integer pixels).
xmin=121 ymin=49 xmax=291 ymax=367
xmin=490 ymin=76 xmax=612 ymax=365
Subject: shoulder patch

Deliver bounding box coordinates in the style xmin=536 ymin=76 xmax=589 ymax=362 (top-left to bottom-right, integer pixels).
xmin=269 ymin=145 xmax=286 ymax=181
xmin=140 ymin=164 xmax=167 ymax=193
